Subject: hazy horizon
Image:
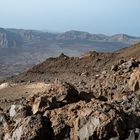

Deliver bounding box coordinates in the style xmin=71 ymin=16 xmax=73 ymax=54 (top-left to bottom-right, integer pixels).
xmin=0 ymin=0 xmax=140 ymax=36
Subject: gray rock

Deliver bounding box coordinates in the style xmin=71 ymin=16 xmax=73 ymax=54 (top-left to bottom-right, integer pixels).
xmin=11 ymin=114 xmax=54 ymax=140
xmin=0 ymin=112 xmax=8 ymax=128
xmin=3 ymin=133 xmax=11 ymax=140
xmin=138 ymin=133 xmax=140 ymax=140
xmin=121 ymin=61 xmax=132 ymax=68
xmin=9 ymin=105 xmax=16 ymax=118
xmin=74 ymin=116 xmax=100 ymax=140
xmin=126 ymin=130 xmax=135 ymax=140
xmin=109 ymin=137 xmax=119 ymax=140
xmin=12 ymin=126 xmax=23 ymax=140
xmin=9 ymin=104 xmax=32 ymax=120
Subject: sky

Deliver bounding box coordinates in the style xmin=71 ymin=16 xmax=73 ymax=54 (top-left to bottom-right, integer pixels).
xmin=0 ymin=0 xmax=140 ymax=36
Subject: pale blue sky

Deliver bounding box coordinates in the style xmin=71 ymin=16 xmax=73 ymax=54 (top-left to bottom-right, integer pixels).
xmin=0 ymin=0 xmax=140 ymax=36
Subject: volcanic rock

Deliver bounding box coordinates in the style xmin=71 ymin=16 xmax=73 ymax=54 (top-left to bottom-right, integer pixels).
xmin=4 ymin=114 xmax=54 ymax=140
xmin=1 ymin=52 xmax=140 ymax=140
xmin=32 ymin=95 xmax=51 ymax=114
xmin=9 ymin=104 xmax=32 ymax=120
xmin=31 ymin=81 xmax=80 ymax=114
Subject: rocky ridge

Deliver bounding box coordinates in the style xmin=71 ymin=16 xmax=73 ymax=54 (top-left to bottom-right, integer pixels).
xmin=6 ymin=42 xmax=140 ymax=84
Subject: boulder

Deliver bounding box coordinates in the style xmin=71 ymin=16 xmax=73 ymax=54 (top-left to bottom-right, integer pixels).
xmin=52 ymin=82 xmax=80 ymax=103
xmin=0 ymin=110 xmax=8 ymax=128
xmin=0 ymin=111 xmax=9 ymax=140
xmin=9 ymin=104 xmax=32 ymax=120
xmin=126 ymin=130 xmax=135 ymax=140
xmin=7 ymin=114 xmax=54 ymax=140
xmin=32 ymin=95 xmax=50 ymax=114
xmin=73 ymin=116 xmax=100 ymax=140
xmin=31 ymin=81 xmax=80 ymax=113
xmin=71 ymin=108 xmax=126 ymax=140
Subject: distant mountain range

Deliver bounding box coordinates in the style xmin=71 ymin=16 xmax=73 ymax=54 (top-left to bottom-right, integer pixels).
xmin=0 ymin=27 xmax=140 ymax=79
xmin=56 ymin=30 xmax=140 ymax=43
xmin=0 ymin=27 xmax=140 ymax=48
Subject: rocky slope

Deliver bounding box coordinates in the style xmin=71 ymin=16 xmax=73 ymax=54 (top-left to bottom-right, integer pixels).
xmin=0 ymin=43 xmax=140 ymax=140
xmin=0 ymin=58 xmax=140 ymax=140
xmin=117 ymin=42 xmax=140 ymax=59
xmin=6 ymin=42 xmax=140 ymax=84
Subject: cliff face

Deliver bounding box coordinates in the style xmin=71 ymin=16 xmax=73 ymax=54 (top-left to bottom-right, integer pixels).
xmin=0 ymin=30 xmax=8 ymax=48
xmin=0 ymin=28 xmax=57 ymax=48
xmin=0 ymin=28 xmax=23 ymax=48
